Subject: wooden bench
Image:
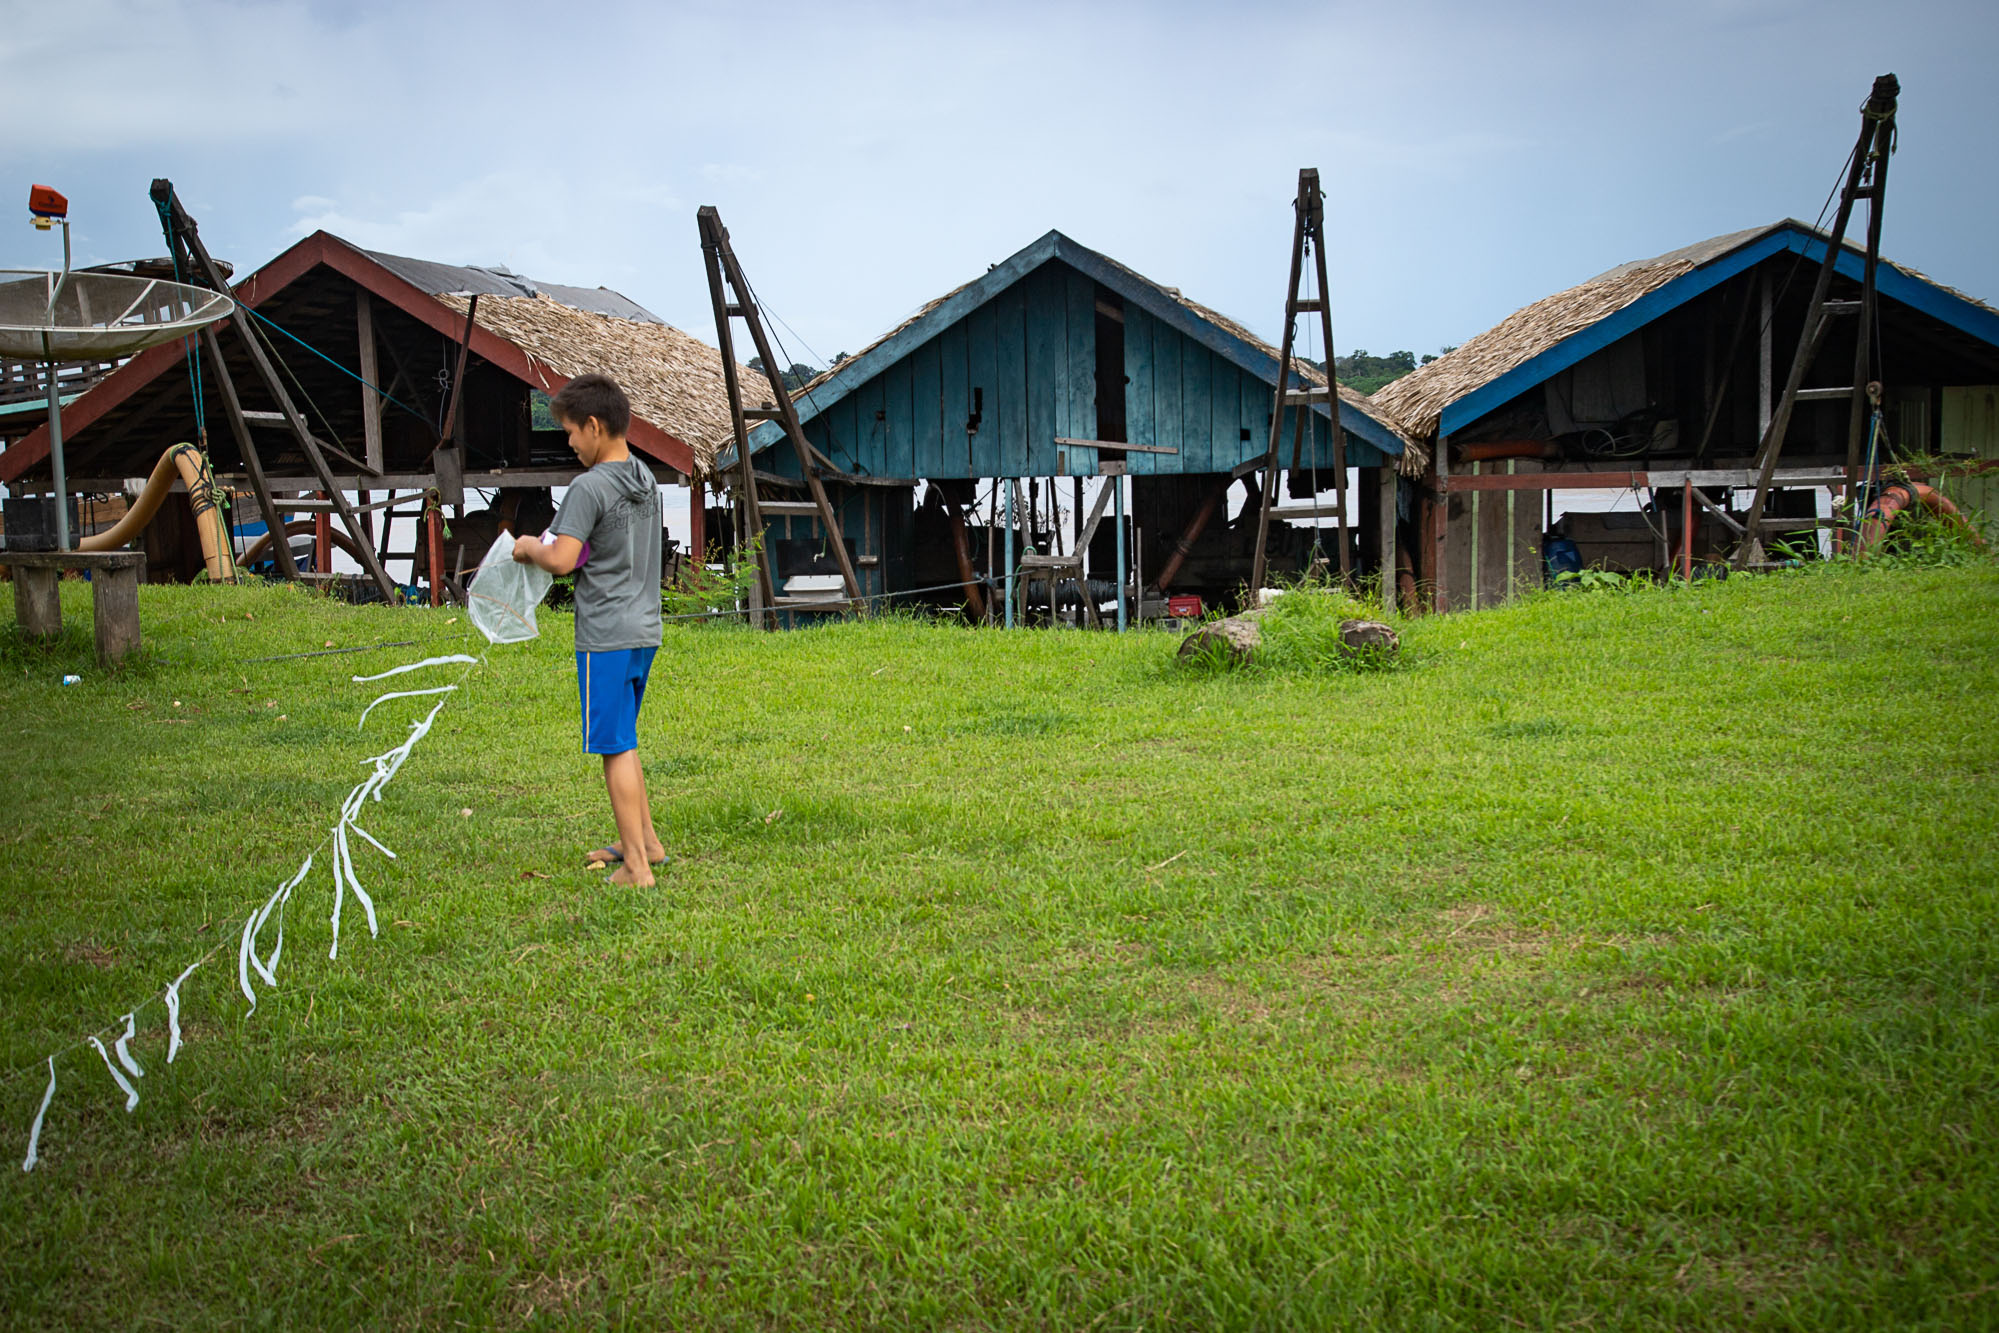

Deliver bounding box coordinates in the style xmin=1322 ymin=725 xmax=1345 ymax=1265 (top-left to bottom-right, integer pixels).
xmin=3 ymin=550 xmax=147 ymax=665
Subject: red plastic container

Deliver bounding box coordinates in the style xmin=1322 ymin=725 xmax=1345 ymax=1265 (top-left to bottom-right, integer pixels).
xmin=1167 ymin=595 xmax=1203 ymax=619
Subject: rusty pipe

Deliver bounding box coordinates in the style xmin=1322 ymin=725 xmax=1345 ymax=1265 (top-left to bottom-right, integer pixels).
xmin=945 ymin=497 xmax=987 ymax=620
xmin=1156 ymin=477 xmax=1231 ymax=591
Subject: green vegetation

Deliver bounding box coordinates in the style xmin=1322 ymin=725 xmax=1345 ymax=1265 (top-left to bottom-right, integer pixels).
xmin=0 ymin=561 xmax=1995 ymax=1328
xmin=1326 ymin=346 xmax=1458 ymax=394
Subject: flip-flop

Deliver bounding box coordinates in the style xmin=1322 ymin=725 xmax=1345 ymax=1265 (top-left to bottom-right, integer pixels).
xmin=585 ymin=846 xmax=670 ymax=867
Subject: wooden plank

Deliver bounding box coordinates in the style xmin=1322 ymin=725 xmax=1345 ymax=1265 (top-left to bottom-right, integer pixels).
xmin=1123 ymin=306 xmax=1154 ymax=461
xmin=1052 ymin=438 xmax=1178 ymax=455
xmin=1151 ymin=316 xmax=1182 ymax=458
xmin=882 ymin=352 xmax=915 ymax=481
xmin=967 ymin=300 xmax=999 ymax=477
xmin=1065 ymin=266 xmax=1096 ymax=452
xmin=994 ymin=280 xmax=1029 ymax=478
xmin=1023 ymin=265 xmax=1062 ymax=476
xmin=1510 ymin=460 xmax=1543 ymax=598
xmin=854 ymin=372 xmax=887 ymax=482
xmin=1176 ymin=340 xmax=1211 ymax=477
xmin=910 ymin=330 xmax=945 ymax=480
xmin=1446 ymin=461 xmax=1476 ymax=611
xmin=1442 ymin=471 xmax=1649 ymax=492
xmin=1235 ymin=371 xmax=1265 ymax=476
xmin=937 ymin=318 xmax=971 ymax=478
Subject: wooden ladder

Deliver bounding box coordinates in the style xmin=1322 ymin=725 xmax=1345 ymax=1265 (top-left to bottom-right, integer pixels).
xmin=696 ymin=206 xmax=862 ymax=625
xmin=1732 ymin=74 xmax=1900 ymax=569
xmin=1249 ymin=168 xmax=1348 ymax=593
xmin=152 ymin=180 xmax=400 ymax=603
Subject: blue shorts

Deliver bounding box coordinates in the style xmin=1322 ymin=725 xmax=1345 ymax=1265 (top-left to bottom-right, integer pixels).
xmin=577 ymin=647 xmax=656 ymax=755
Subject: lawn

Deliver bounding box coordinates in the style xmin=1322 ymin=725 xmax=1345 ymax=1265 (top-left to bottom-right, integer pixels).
xmin=0 ymin=562 xmax=1994 ymax=1329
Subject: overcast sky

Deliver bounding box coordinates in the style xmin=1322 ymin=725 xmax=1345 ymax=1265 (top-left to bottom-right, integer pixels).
xmin=4 ymin=0 xmax=1994 ymax=371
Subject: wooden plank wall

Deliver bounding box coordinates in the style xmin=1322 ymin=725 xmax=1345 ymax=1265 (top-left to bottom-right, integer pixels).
xmin=1443 ymin=459 xmax=1546 ymax=610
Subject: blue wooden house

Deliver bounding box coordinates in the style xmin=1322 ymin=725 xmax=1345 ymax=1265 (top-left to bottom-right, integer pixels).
xmin=720 ymin=230 xmax=1421 ymax=617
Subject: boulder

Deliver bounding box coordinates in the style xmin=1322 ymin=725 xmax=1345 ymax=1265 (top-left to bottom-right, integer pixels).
xmin=1177 ymin=611 xmax=1400 ymax=667
xmin=1337 ymin=618 xmax=1400 ymax=657
xmin=1176 ymin=611 xmax=1264 ymax=665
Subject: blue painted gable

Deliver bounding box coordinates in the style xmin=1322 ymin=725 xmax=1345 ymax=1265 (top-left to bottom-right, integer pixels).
xmin=729 ymin=231 xmax=1407 ymax=477
xmin=1437 ymin=222 xmax=1999 ymax=437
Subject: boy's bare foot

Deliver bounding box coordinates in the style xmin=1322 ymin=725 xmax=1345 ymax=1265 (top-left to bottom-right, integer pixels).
xmin=607 ymin=862 xmax=655 ymax=887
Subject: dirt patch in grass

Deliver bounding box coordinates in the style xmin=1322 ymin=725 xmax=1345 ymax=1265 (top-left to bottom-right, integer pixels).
xmin=63 ymin=939 xmax=119 ymax=969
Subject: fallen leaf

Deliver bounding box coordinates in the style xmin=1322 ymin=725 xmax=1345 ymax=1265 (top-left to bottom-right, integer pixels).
xmin=902 ymin=724 xmax=912 ymax=732
xmin=804 ymin=993 xmax=815 ymax=1002
xmin=585 ymin=859 xmax=609 ymax=871
xmin=244 ymin=612 xmax=254 ymax=620
xmin=276 ymin=714 xmax=288 ymax=721
xmin=764 ymin=808 xmax=783 ymax=825
xmin=459 ymin=808 xmax=473 ymax=818
xmin=324 ymin=640 xmax=335 ymax=649
xmin=519 ymin=870 xmax=550 ymax=880
xmin=447 ymin=617 xmax=458 ymax=624
xmin=172 ymin=700 xmax=182 ymax=708
xmin=126 ymin=700 xmax=146 ymax=711
xmin=265 ymin=700 xmax=277 ymax=708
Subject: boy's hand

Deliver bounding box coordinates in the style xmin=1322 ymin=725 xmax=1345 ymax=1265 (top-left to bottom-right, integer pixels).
xmin=512 ymin=535 xmax=540 ymax=565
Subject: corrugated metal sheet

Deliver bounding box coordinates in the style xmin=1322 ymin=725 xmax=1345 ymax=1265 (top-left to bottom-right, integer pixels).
xmin=363 ymin=250 xmax=662 ymax=324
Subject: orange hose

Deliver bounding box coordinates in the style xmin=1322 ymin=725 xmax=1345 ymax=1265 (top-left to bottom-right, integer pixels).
xmin=1856 ymin=482 xmax=1981 ymax=556
xmin=79 ymin=443 xmax=236 ymax=581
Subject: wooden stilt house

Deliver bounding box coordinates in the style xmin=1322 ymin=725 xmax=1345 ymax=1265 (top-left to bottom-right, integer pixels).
xmin=1370 ymin=220 xmax=1999 ymax=610
xmin=717 ymin=230 xmax=1424 ymax=621
xmin=0 ymin=231 xmax=761 ymax=592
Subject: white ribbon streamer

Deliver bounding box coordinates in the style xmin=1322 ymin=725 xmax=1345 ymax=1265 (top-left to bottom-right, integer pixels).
xmin=357 ymin=685 xmax=456 ymax=730
xmin=112 ymin=1012 xmax=143 ymax=1080
xmin=330 ymin=697 xmax=447 ymax=957
xmin=164 ymin=959 xmax=200 ymax=1063
xmin=22 ymin=1057 xmax=53 ymax=1172
xmin=87 ymin=1037 xmax=139 ymax=1113
xmin=350 ymin=655 xmax=477 ymax=683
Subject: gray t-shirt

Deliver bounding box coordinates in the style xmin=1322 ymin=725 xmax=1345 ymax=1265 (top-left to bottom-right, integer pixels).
xmin=551 ymin=456 xmax=662 ymax=652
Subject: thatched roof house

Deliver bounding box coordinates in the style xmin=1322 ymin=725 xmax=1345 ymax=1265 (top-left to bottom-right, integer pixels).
xmin=1369 ymin=219 xmax=1999 ymax=612
xmin=0 ymin=232 xmax=767 ymax=582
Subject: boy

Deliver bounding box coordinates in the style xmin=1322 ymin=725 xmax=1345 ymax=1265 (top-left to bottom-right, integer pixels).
xmin=513 ymin=373 xmax=666 ymax=887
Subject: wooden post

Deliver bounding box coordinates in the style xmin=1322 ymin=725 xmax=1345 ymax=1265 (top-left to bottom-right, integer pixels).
xmin=1681 ymin=479 xmax=1695 ymax=582
xmin=314 ymin=500 xmax=331 ymax=573
xmin=1378 ymin=464 xmax=1397 ymax=612
xmin=92 ymin=562 xmax=141 ymax=666
xmin=425 ymin=497 xmax=445 ymax=608
xmin=687 ymin=471 xmax=706 ymax=572
xmin=1432 ymin=435 xmax=1451 ymax=612
xmin=15 ymin=566 xmax=60 ymax=637
xmin=357 ymin=290 xmax=383 ymax=546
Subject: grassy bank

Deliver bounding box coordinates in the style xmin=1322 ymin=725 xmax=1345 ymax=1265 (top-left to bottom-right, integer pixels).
xmin=0 ymin=562 xmax=1995 ymax=1328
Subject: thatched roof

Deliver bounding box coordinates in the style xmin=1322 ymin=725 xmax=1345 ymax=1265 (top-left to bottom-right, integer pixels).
xmin=1371 ymin=219 xmax=1999 ymax=444
xmin=435 ymin=291 xmax=770 ymax=472
xmin=778 ymin=233 xmax=1427 ymax=474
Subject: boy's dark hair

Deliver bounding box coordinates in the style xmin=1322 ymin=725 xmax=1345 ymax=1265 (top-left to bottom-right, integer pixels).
xmin=551 ymin=373 xmax=631 ymax=437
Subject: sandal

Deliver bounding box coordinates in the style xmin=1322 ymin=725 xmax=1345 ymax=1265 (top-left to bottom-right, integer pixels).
xmin=585 ymin=844 xmax=670 ymax=867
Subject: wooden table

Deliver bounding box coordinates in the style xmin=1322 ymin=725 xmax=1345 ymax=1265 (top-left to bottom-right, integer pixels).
xmin=3 ymin=550 xmax=146 ymax=665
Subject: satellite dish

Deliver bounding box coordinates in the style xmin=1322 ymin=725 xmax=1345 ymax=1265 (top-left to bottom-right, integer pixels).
xmin=0 ymin=268 xmax=234 ymax=360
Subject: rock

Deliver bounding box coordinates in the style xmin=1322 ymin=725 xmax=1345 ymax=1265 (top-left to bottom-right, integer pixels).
xmin=1337 ymin=619 xmax=1400 ymax=657
xmin=1177 ymin=610 xmax=1265 ymax=666
xmin=1178 ymin=610 xmax=1400 ymax=668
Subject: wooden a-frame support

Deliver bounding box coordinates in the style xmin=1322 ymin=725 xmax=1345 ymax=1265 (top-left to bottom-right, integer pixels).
xmin=1249 ymin=168 xmax=1349 ymax=594
xmin=151 ymin=179 xmax=400 ymax=602
xmin=697 ymin=206 xmax=862 ymax=624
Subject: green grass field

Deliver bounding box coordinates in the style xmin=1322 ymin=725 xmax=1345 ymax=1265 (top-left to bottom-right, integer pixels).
xmin=0 ymin=562 xmax=1994 ymax=1329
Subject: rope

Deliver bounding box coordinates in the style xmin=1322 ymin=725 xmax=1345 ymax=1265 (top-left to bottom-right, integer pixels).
xmin=245 ymin=308 xmax=426 ymax=423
